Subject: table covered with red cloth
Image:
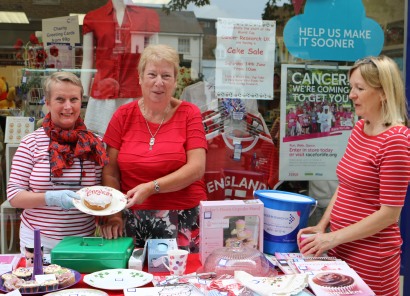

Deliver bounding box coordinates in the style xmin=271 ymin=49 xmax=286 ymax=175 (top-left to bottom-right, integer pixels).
xmin=2 ymin=254 xmax=202 ymax=295
xmin=73 ymin=253 xmax=202 ymax=295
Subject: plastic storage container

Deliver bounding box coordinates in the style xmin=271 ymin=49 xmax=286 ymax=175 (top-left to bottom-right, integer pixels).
xmin=51 ymin=237 xmax=134 ymax=273
xmin=254 ymin=190 xmax=317 ymax=254
xmin=198 ymin=243 xmax=274 ymax=277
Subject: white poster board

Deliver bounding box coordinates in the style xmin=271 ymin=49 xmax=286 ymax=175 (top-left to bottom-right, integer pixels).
xmin=42 ymin=16 xmax=80 ymax=45
xmin=279 ymin=64 xmax=355 ymax=180
xmin=42 ymin=16 xmax=79 ymax=69
xmin=215 ymin=18 xmax=276 ymax=100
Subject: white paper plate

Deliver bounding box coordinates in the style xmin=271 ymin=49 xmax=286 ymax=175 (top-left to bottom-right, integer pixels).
xmin=83 ymin=269 xmax=153 ymax=290
xmin=45 ymin=288 xmax=108 ymax=296
xmin=74 ymin=186 xmax=127 ymax=216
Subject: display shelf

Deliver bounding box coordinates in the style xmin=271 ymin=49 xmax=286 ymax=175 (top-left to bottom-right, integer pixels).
xmin=1 ymin=143 xmax=20 ymax=254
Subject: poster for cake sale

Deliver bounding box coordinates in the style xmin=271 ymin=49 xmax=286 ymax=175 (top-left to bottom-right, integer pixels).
xmin=215 ymin=18 xmax=276 ymax=100
xmin=279 ymin=64 xmax=357 ymax=181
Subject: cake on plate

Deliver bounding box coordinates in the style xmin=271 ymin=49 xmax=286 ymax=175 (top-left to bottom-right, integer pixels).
xmin=82 ymin=186 xmax=113 ymax=210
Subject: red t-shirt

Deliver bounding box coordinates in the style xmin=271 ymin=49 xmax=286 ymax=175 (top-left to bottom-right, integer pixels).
xmin=104 ymin=100 xmax=208 ymax=210
xmin=83 ymin=1 xmax=159 ymax=99
xmin=205 ymin=133 xmax=275 ymax=200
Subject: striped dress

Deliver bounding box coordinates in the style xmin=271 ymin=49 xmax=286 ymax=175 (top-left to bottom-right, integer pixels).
xmin=329 ymin=119 xmax=410 ymax=295
xmin=7 ymin=127 xmax=103 ymax=242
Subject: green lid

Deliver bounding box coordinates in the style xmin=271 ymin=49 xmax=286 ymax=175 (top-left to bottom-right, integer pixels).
xmin=51 ymin=237 xmax=134 ymax=260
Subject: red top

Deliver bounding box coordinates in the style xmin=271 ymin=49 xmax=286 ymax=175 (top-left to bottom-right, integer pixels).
xmin=205 ymin=133 xmax=276 ymax=200
xmin=83 ymin=1 xmax=159 ymax=99
xmin=104 ymin=100 xmax=208 ymax=210
xmin=329 ymin=119 xmax=410 ymax=294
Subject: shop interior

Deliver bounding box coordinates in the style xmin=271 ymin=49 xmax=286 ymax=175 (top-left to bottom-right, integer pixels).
xmin=0 ymin=0 xmax=405 ymax=252
xmin=0 ymin=0 xmax=408 ymax=294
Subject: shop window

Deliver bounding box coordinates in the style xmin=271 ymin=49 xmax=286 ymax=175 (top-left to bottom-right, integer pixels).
xmin=178 ymin=38 xmax=190 ymax=54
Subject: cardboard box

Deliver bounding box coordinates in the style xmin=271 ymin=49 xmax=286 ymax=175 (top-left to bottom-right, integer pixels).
xmin=0 ymin=254 xmax=21 ymax=274
xmin=147 ymin=238 xmax=178 ymax=273
xmin=51 ymin=237 xmax=133 ymax=273
xmin=200 ymin=199 xmax=264 ymax=264
xmin=128 ymin=241 xmax=147 ymax=271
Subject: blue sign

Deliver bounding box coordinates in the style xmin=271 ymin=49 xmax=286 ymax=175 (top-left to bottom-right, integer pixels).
xmin=283 ymin=0 xmax=384 ymax=61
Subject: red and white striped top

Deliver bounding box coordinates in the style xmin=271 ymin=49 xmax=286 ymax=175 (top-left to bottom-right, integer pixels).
xmin=7 ymin=128 xmax=103 ymax=240
xmin=329 ymin=119 xmax=410 ymax=295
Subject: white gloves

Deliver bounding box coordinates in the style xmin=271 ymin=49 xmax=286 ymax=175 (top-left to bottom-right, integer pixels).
xmin=45 ymin=190 xmax=80 ymax=210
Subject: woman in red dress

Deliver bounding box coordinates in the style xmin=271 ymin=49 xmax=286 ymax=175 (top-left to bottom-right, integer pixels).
xmin=298 ymin=55 xmax=410 ymax=295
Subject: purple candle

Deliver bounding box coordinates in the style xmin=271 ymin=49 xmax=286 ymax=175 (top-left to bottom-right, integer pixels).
xmin=31 ymin=228 xmax=43 ymax=279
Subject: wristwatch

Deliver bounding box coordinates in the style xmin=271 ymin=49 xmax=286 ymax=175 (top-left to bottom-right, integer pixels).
xmin=153 ymin=180 xmax=160 ymax=193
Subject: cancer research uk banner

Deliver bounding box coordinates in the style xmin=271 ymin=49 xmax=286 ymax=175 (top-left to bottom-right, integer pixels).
xmin=279 ymin=64 xmax=356 ymax=181
xmin=215 ymin=18 xmax=276 ymax=100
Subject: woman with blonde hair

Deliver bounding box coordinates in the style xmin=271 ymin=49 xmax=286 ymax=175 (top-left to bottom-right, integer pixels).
xmin=7 ymin=71 xmax=108 ymax=254
xmin=298 ymin=55 xmax=410 ymax=295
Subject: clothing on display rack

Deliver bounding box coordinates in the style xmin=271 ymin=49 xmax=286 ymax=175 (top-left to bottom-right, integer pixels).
xmin=201 ymin=99 xmax=270 ymax=138
xmin=180 ymin=80 xmax=259 ymax=112
xmin=201 ymin=99 xmax=279 ymax=200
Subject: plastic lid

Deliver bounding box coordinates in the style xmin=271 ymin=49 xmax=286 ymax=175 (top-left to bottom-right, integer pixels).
xmin=199 ymin=243 xmax=273 ymax=277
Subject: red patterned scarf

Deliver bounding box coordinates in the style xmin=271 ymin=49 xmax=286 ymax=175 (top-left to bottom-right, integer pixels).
xmin=42 ymin=113 xmax=109 ymax=177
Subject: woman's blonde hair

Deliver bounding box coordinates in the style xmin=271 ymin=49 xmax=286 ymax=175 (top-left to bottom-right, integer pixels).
xmin=43 ymin=71 xmax=83 ymax=101
xmin=349 ymin=55 xmax=408 ymax=125
xmin=138 ymin=44 xmax=180 ymax=78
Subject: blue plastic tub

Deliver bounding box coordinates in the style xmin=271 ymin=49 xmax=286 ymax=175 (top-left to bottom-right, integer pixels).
xmin=254 ymin=190 xmax=317 ymax=254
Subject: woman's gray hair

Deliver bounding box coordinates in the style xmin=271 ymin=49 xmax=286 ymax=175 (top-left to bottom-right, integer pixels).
xmin=138 ymin=44 xmax=180 ymax=78
xmin=43 ymin=72 xmax=83 ymax=101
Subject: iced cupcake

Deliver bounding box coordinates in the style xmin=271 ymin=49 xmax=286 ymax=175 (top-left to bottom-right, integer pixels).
xmin=12 ymin=267 xmax=33 ymax=280
xmin=40 ymin=279 xmax=59 ymax=292
xmin=1 ymin=273 xmax=16 ymax=282
xmin=312 ymin=272 xmax=356 ymax=293
xmin=2 ymin=275 xmax=25 ymax=291
xmin=19 ymin=280 xmax=40 ymax=293
xmin=43 ymin=264 xmax=62 ymax=274
xmin=55 ymin=268 xmax=76 ymax=288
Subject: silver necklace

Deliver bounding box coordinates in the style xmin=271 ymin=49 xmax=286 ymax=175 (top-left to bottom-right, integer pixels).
xmin=141 ymin=100 xmax=170 ymax=150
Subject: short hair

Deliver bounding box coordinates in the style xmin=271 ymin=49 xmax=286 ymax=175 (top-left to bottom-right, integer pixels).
xmin=138 ymin=44 xmax=180 ymax=78
xmin=43 ymin=72 xmax=83 ymax=101
xmin=349 ymin=55 xmax=407 ymax=125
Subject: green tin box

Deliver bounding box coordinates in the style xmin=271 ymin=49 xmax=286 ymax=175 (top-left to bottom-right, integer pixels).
xmin=51 ymin=237 xmax=134 ymax=273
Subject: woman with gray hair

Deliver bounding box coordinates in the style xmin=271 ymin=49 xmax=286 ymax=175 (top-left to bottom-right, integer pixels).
xmin=101 ymin=44 xmax=207 ymax=252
